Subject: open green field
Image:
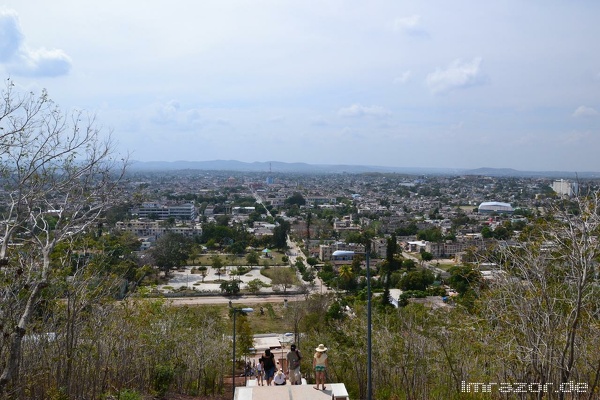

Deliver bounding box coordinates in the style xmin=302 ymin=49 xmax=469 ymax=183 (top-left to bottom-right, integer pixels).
xmin=433 ymin=261 xmax=458 ymax=271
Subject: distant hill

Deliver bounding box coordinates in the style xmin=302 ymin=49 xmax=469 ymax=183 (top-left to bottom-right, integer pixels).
xmin=128 ymin=160 xmax=600 ymax=178
xmin=128 ymin=160 xmax=460 ymax=174
xmin=463 ymin=167 xmax=600 ymax=179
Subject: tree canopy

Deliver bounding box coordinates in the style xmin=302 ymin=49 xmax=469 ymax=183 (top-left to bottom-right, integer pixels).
xmin=148 ymin=232 xmax=193 ymax=276
xmin=284 ymin=192 xmax=306 ymax=207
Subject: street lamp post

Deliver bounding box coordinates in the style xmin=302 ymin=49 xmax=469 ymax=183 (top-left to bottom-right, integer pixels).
xmin=331 ymin=247 xmax=372 ymax=400
xmin=231 ymin=305 xmax=253 ymax=400
xmin=365 ymin=248 xmax=372 ymax=400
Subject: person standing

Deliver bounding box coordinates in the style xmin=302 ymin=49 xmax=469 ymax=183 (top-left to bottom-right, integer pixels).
xmin=260 ymin=349 xmax=276 ymax=386
xmin=312 ymin=344 xmax=328 ymax=390
xmin=286 ymin=344 xmax=302 ymax=385
xmin=255 ymin=361 xmax=264 ymax=386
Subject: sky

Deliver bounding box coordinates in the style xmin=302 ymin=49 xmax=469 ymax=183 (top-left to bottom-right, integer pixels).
xmin=1 ymin=1 xmax=600 ymax=172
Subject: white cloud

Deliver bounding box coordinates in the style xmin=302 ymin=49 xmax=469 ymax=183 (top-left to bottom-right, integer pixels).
xmin=392 ymin=15 xmax=429 ymax=37
xmin=148 ymin=100 xmax=203 ymax=129
xmin=572 ymin=105 xmax=598 ymax=118
xmin=393 ymin=15 xmax=421 ymax=33
xmin=393 ymin=70 xmax=411 ymax=84
xmin=426 ymin=57 xmax=486 ymax=94
xmin=0 ymin=9 xmax=71 ymax=77
xmin=9 ymin=47 xmax=72 ymax=77
xmin=0 ymin=9 xmax=23 ymax=61
xmin=338 ymin=104 xmax=391 ymax=118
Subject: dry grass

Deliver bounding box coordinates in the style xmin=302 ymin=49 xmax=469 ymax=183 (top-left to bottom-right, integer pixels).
xmin=201 ymin=302 xmax=292 ymax=334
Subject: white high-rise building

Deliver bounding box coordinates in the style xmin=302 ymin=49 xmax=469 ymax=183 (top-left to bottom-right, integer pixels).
xmin=551 ymin=180 xmax=578 ymax=197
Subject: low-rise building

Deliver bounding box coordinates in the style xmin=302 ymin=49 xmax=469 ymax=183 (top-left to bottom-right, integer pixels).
xmin=135 ymin=202 xmax=196 ymax=220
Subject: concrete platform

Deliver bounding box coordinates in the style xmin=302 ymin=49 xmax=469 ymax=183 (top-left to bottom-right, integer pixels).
xmin=235 ymin=383 xmax=349 ymax=400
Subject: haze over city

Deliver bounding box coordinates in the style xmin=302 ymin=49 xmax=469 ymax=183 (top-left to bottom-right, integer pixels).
xmin=1 ymin=1 xmax=599 ymax=172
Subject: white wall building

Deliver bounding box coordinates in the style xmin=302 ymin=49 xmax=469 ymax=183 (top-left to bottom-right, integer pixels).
xmin=552 ymin=179 xmax=578 ymax=197
xmin=136 ymin=202 xmax=196 ymax=220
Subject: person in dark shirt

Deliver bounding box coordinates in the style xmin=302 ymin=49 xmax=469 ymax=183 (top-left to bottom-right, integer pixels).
xmin=259 ymin=349 xmax=276 ymax=386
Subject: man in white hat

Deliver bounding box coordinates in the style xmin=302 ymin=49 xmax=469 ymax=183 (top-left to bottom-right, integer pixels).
xmin=273 ymin=368 xmax=287 ymax=385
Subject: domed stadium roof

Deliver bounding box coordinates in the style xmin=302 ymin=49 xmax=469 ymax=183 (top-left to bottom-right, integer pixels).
xmin=478 ymin=201 xmax=513 ymax=213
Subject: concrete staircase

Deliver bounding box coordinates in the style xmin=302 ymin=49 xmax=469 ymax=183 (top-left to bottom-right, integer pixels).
xmin=237 ymin=380 xmax=349 ymax=400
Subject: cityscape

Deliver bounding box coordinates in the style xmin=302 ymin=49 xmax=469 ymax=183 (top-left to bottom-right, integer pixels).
xmin=1 ymin=96 xmax=600 ymax=399
xmin=2 ymin=121 xmax=600 ymax=398
xmin=2 ymin=1 xmax=600 ymax=399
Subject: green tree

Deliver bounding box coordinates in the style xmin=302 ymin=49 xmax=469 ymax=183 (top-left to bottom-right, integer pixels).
xmin=227 ymin=241 xmax=246 ymax=256
xmin=201 ymin=223 xmax=235 ymax=246
xmin=211 ymin=255 xmax=225 ymax=280
xmin=284 ymin=192 xmax=306 ymax=207
xmin=492 ymin=225 xmax=510 ymax=240
xmin=351 ymin=254 xmax=364 ymax=274
xmin=417 ymin=227 xmax=443 ymax=242
xmin=246 ymin=278 xmax=266 ymax=294
xmin=270 ymin=267 xmax=296 ymax=293
xmin=395 ymin=222 xmax=418 ymax=236
xmin=419 ymin=251 xmax=433 ymax=265
xmin=447 ymin=265 xmax=481 ymax=295
xmin=481 ymin=225 xmax=493 ymax=238
xmin=220 ymin=280 xmax=240 ymax=295
xmin=246 ymin=251 xmax=259 ymax=267
xmin=215 ymin=214 xmax=230 ymax=226
xmin=235 ymin=313 xmax=254 ymax=362
xmin=197 ymin=266 xmax=208 ymax=282
xmin=338 ymin=264 xmax=356 ymax=291
xmin=271 ymin=221 xmax=290 ymax=250
xmin=151 ymin=364 xmax=175 ymax=398
xmin=399 ymin=269 xmax=435 ymax=291
xmin=381 ymin=234 xmax=400 ymax=306
xmin=306 ymin=257 xmax=319 ymax=267
xmin=402 ymin=259 xmax=417 ymax=271
xmin=149 ymin=232 xmax=193 ymax=277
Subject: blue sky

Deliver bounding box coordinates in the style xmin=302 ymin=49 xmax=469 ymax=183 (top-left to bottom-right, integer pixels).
xmin=2 ymin=1 xmax=600 ymax=171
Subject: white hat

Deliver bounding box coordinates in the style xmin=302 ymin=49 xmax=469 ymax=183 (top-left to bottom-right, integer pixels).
xmin=315 ymin=344 xmax=328 ymax=352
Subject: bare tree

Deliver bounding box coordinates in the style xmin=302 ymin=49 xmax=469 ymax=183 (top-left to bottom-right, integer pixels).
xmin=481 ymin=193 xmax=600 ymax=400
xmin=0 ymin=80 xmax=127 ymax=392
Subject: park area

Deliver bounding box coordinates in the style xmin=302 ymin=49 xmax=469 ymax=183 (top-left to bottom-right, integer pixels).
xmin=157 ymin=249 xmax=303 ymax=295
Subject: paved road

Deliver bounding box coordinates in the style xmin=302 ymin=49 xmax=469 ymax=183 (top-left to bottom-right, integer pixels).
xmin=166 ymin=293 xmax=308 ymax=306
xmin=286 ymin=235 xmax=326 ymax=294
xmin=402 ymin=251 xmax=448 ymax=277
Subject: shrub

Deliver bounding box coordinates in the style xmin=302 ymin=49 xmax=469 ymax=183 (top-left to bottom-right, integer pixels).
xmin=152 ymin=364 xmax=175 ymax=398
xmin=118 ymin=389 xmax=142 ymax=400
